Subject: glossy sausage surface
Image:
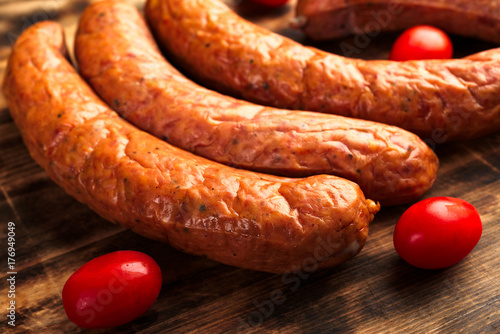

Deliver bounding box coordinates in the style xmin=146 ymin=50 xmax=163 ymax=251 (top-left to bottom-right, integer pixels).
xmin=75 ymin=0 xmax=438 ymax=206
xmin=146 ymin=0 xmax=500 ymax=142
xmin=2 ymin=21 xmax=379 ymax=274
xmin=296 ymin=0 xmax=500 ymax=43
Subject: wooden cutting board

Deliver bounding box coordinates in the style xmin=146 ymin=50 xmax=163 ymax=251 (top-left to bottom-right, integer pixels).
xmin=0 ymin=0 xmax=499 ymax=333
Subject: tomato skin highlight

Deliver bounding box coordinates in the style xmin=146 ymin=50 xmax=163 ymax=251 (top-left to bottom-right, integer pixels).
xmin=389 ymin=25 xmax=453 ymax=61
xmin=250 ymin=0 xmax=289 ymax=7
xmin=62 ymin=251 xmax=162 ymax=329
xmin=393 ymin=197 xmax=482 ymax=269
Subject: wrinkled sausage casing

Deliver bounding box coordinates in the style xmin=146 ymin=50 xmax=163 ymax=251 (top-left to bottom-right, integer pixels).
xmin=296 ymin=0 xmax=500 ymax=43
xmin=146 ymin=0 xmax=500 ymax=141
xmin=2 ymin=21 xmax=380 ymax=274
xmin=76 ymin=1 xmax=438 ymax=206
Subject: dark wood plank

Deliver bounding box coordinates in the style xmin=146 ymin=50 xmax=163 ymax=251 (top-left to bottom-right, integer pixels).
xmin=0 ymin=0 xmax=499 ymax=333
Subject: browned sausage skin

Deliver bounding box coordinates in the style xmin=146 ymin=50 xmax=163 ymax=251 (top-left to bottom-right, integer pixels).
xmin=75 ymin=1 xmax=438 ymax=206
xmin=295 ymin=0 xmax=500 ymax=43
xmin=2 ymin=21 xmax=379 ymax=274
xmin=146 ymin=0 xmax=500 ymax=141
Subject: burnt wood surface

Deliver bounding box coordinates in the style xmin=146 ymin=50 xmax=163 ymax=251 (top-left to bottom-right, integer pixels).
xmin=0 ymin=0 xmax=499 ymax=333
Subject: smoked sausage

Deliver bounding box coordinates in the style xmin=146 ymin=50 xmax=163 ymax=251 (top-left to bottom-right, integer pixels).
xmin=2 ymin=21 xmax=380 ymax=274
xmin=75 ymin=0 xmax=438 ymax=206
xmin=295 ymin=0 xmax=500 ymax=43
xmin=145 ymin=0 xmax=500 ymax=141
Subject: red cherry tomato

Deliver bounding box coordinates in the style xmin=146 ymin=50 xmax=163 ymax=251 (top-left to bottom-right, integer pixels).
xmin=389 ymin=25 xmax=453 ymax=61
xmin=62 ymin=251 xmax=162 ymax=329
xmin=393 ymin=197 xmax=482 ymax=269
xmin=250 ymin=0 xmax=289 ymax=7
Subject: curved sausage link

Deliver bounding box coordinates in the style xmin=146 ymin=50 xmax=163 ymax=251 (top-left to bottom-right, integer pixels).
xmin=295 ymin=0 xmax=500 ymax=43
xmin=75 ymin=0 xmax=438 ymax=206
xmin=145 ymin=0 xmax=500 ymax=141
xmin=2 ymin=21 xmax=379 ymax=274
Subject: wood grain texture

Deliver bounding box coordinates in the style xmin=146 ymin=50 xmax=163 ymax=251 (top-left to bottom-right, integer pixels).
xmin=0 ymin=0 xmax=499 ymax=333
